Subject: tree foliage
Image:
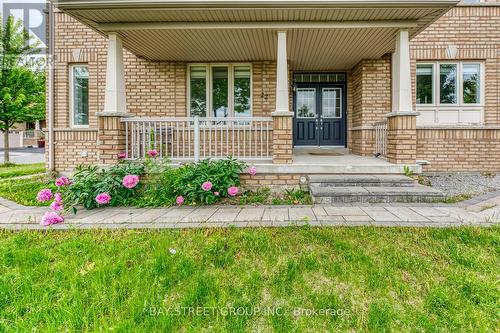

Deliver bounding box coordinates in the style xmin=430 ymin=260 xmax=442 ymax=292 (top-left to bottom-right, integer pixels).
xmin=0 ymin=15 xmax=45 ymax=161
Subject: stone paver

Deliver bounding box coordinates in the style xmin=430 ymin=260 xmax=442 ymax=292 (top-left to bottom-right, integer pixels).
xmin=235 ymin=207 xmax=265 ymax=222
xmin=409 ymin=207 xmax=450 ymax=217
xmin=133 ymin=208 xmax=171 ymax=223
xmin=343 ymin=215 xmax=373 ymax=222
xmin=207 ymin=208 xmax=241 ymax=223
xmin=155 ymin=207 xmax=195 ymax=223
xmin=262 ymin=207 xmax=288 ymax=222
xmin=324 ymin=206 xmax=367 ymax=216
xmin=361 ymin=207 xmax=400 ymax=222
xmin=385 ymin=207 xmax=430 ymax=222
xmin=289 ymin=207 xmax=316 ymax=221
xmin=182 ymin=207 xmax=218 ymax=223
xmin=1 ymin=195 xmax=500 ymax=230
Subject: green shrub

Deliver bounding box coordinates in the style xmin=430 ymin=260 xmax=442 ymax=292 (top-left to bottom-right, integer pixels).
xmin=61 ymin=161 xmax=146 ymax=210
xmin=272 ymin=189 xmax=312 ymax=205
xmin=172 ymin=158 xmax=246 ymax=205
xmin=132 ymin=167 xmax=182 ymax=207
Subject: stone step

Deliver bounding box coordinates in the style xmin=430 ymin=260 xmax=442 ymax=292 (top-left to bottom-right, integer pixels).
xmin=310 ymin=184 xmax=445 ymax=204
xmin=309 ymin=175 xmax=415 ymax=187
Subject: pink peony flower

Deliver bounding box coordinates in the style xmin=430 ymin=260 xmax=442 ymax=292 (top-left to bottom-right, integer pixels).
xmin=248 ymin=166 xmax=257 ymax=176
xmin=40 ymin=211 xmax=64 ymax=226
xmin=214 ymin=192 xmax=220 ymax=196
xmin=201 ymin=181 xmax=213 ymax=191
xmin=117 ymin=152 xmax=127 ymax=159
xmin=55 ymin=176 xmax=71 ymax=187
xmin=227 ymin=186 xmax=239 ymax=197
xmin=54 ymin=192 xmax=62 ymax=203
xmin=50 ymin=200 xmax=63 ymax=211
xmin=36 ymin=189 xmax=53 ymax=202
xmin=147 ymin=150 xmax=159 ymax=158
xmin=176 ymin=196 xmax=184 ymax=205
xmin=95 ymin=192 xmax=111 ymax=205
xmin=122 ymin=175 xmax=140 ymax=189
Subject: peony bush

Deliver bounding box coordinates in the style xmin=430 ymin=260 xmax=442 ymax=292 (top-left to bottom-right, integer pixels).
xmin=36 ymin=156 xmax=252 ymax=225
xmin=170 ymin=158 xmax=246 ymax=205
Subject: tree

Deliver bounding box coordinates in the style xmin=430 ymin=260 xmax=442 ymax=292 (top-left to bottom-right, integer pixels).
xmin=0 ymin=15 xmax=44 ymax=163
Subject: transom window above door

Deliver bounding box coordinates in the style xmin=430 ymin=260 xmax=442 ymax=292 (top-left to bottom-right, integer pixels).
xmin=416 ymin=61 xmax=484 ymax=125
xmin=188 ymin=64 xmax=251 ymax=118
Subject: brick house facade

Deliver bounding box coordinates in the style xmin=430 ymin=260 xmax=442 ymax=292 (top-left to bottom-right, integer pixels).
xmin=48 ymin=0 xmax=500 ymax=177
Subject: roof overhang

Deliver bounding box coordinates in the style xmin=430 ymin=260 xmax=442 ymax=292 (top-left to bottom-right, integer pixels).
xmin=53 ymin=0 xmax=459 ymax=70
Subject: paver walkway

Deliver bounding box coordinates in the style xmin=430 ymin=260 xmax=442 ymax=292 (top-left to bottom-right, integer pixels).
xmin=1 ymin=194 xmax=499 ymax=230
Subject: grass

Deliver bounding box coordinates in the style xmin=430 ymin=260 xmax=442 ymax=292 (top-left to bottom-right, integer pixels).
xmin=234 ymin=187 xmax=313 ymax=205
xmin=440 ymin=193 xmax=474 ymax=204
xmin=0 ymin=163 xmax=45 ymax=180
xmin=0 ymin=227 xmax=498 ymax=332
xmin=0 ymin=175 xmax=55 ymax=206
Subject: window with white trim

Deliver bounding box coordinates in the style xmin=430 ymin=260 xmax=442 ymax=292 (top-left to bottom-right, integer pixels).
xmin=416 ymin=62 xmax=484 ymax=125
xmin=70 ymin=64 xmax=89 ymax=127
xmin=188 ymin=64 xmax=252 ymax=118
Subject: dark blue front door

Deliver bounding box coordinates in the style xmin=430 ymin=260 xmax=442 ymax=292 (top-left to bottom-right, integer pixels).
xmin=293 ymin=83 xmax=346 ymax=146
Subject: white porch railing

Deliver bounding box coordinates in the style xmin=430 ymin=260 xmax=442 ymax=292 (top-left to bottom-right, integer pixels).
xmin=374 ymin=121 xmax=388 ymax=157
xmin=122 ymin=117 xmax=273 ymax=161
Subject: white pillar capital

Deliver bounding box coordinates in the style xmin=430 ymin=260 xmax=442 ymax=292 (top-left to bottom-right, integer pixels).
xmin=103 ymin=32 xmax=127 ymax=114
xmin=391 ymin=30 xmax=414 ymax=114
xmin=273 ymin=30 xmax=291 ymax=116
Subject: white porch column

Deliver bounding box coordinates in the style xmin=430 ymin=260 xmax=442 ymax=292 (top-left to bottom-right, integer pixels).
xmin=271 ymin=31 xmax=293 ymax=164
xmin=391 ymin=30 xmax=413 ymax=113
xmin=274 ymin=31 xmax=290 ymax=115
xmin=103 ymin=33 xmax=127 ymax=113
xmin=386 ymin=30 xmax=418 ymax=165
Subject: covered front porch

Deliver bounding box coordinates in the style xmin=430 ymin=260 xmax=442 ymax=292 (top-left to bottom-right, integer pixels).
xmin=53 ymin=0 xmax=458 ymax=169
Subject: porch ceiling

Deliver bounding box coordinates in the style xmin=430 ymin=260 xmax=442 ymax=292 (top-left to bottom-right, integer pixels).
xmin=54 ymin=1 xmax=458 ymax=71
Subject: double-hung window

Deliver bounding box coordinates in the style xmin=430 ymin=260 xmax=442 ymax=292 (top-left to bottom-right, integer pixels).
xmin=416 ymin=62 xmax=483 ymax=125
xmin=70 ymin=64 xmax=89 ymax=127
xmin=188 ymin=64 xmax=252 ymax=118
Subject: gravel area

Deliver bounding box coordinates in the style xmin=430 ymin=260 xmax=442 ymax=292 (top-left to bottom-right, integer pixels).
xmin=424 ymin=173 xmax=500 ymax=197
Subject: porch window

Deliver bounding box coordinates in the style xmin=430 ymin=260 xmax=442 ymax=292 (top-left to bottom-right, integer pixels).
xmin=416 ymin=64 xmax=433 ymax=104
xmin=233 ymin=66 xmax=251 ymax=117
xmin=70 ymin=64 xmax=89 ymax=127
xmin=416 ymin=62 xmax=484 ymax=125
xmin=439 ymin=64 xmax=457 ymax=104
xmin=188 ymin=64 xmax=252 ymax=118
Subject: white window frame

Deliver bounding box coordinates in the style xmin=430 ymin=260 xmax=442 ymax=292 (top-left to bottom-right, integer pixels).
xmin=187 ymin=63 xmax=253 ymax=118
xmin=69 ymin=64 xmax=90 ymax=128
xmin=416 ymin=61 xmax=485 ymax=125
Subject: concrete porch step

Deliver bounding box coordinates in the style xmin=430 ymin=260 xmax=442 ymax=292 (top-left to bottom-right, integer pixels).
xmin=310 ymin=184 xmax=445 ymax=204
xmin=309 ymin=175 xmax=415 ymax=187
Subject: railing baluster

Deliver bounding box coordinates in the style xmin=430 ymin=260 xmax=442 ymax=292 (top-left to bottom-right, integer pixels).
xmin=237 ymin=122 xmax=240 ymax=159
xmin=120 ymin=117 xmax=273 ymax=162
xmin=159 ymin=122 xmax=162 ymax=157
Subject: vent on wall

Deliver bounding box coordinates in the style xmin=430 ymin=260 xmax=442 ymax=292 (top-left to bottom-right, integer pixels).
xmin=293 ymin=73 xmax=346 ymax=84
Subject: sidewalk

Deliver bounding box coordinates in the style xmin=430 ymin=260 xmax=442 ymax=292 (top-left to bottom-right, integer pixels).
xmin=0 ymin=194 xmax=499 ymax=230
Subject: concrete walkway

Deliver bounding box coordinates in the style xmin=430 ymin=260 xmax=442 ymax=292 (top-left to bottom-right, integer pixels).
xmin=0 ymin=194 xmax=499 ymax=230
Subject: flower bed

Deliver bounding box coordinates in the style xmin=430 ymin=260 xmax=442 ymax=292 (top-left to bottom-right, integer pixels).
xmin=35 ymin=151 xmax=261 ymax=225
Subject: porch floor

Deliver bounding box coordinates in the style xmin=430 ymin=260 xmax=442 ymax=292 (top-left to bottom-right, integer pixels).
xmin=292 ymin=147 xmax=390 ymax=166
xmin=255 ymin=147 xmax=421 ymax=175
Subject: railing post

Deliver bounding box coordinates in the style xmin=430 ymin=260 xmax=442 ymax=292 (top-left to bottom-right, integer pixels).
xmin=194 ymin=116 xmax=200 ymax=161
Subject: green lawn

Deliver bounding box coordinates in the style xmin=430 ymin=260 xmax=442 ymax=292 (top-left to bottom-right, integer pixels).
xmin=0 ymin=175 xmax=54 ymax=206
xmin=0 ymin=163 xmax=45 ymax=180
xmin=0 ymin=227 xmax=498 ymax=332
